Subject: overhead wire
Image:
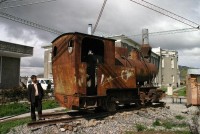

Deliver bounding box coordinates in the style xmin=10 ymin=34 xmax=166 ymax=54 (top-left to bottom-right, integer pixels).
xmin=96 ymin=27 xmax=199 ymax=39
xmin=129 ymin=0 xmax=200 ymax=29
xmin=92 ymin=0 xmax=108 ymax=34
xmin=0 ymin=11 xmax=64 ymax=35
xmin=0 ymin=0 xmax=25 ymax=3
xmin=0 ymin=0 xmax=8 ymax=4
xmin=0 ymin=0 xmax=58 ymax=10
xmin=141 ymin=0 xmax=199 ymax=26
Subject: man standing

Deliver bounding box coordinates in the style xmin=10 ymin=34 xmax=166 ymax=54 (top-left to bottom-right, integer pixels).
xmin=28 ymin=75 xmax=44 ymax=121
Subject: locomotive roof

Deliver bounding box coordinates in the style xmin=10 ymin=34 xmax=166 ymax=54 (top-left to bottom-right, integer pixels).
xmin=52 ymin=32 xmax=116 ymax=43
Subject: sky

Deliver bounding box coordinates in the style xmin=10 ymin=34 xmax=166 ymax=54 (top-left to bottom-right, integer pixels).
xmin=0 ymin=0 xmax=199 ymax=76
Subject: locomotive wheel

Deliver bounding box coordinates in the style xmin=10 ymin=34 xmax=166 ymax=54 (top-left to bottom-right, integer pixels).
xmin=105 ymin=96 xmax=116 ymax=112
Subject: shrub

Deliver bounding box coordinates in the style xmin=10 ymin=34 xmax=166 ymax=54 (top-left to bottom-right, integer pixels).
xmin=153 ymin=119 xmax=161 ymax=126
xmin=162 ymin=121 xmax=173 ymax=129
xmin=136 ymin=124 xmax=146 ymax=132
xmin=0 ymin=87 xmax=27 ymax=104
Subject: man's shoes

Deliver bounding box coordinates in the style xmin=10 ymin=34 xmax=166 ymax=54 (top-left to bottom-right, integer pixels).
xmin=38 ymin=118 xmax=45 ymax=120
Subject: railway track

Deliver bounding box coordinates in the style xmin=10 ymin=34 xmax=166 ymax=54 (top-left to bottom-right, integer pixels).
xmin=27 ymin=111 xmax=110 ymax=127
xmin=27 ymin=102 xmax=165 ymax=128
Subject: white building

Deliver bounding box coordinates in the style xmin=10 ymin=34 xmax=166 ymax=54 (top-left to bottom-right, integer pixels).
xmin=152 ymin=47 xmax=180 ymax=87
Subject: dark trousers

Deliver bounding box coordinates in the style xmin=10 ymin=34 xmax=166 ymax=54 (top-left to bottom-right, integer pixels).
xmin=31 ymin=96 xmax=42 ymax=121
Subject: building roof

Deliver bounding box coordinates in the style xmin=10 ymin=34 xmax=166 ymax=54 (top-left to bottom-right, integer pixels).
xmin=188 ymin=69 xmax=200 ymax=75
xmin=52 ymin=32 xmax=116 ymax=43
xmin=0 ymin=40 xmax=33 ymax=58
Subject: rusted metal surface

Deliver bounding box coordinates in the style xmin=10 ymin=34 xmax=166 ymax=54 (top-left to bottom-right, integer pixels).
xmin=115 ymin=48 xmax=158 ymax=83
xmin=52 ymin=32 xmax=162 ymax=110
xmin=97 ymin=65 xmax=136 ymax=96
xmin=140 ymin=44 xmax=152 ymax=59
xmin=52 ymin=33 xmax=116 ymax=109
xmin=186 ymin=74 xmax=200 ymax=105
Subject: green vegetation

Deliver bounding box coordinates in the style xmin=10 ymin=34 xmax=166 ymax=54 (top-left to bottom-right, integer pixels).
xmin=0 ymin=103 xmax=29 ymax=118
xmin=161 ymin=86 xmax=167 ymax=92
xmin=162 ymin=121 xmax=174 ymax=129
xmin=42 ymin=99 xmax=59 ymax=110
xmin=126 ymin=120 xmax=189 ymax=134
xmin=179 ymin=65 xmax=190 ymax=82
xmin=152 ymin=118 xmax=187 ymax=130
xmin=177 ymin=87 xmax=186 ymax=96
xmin=0 ymin=100 xmax=60 ymax=134
xmin=153 ymin=119 xmax=161 ymax=126
xmin=136 ymin=124 xmax=147 ymax=132
xmin=0 ymin=117 xmax=30 ymax=134
xmin=0 ymin=99 xmax=59 ymax=117
xmin=162 ymin=121 xmax=187 ymax=129
xmin=175 ymin=115 xmax=185 ymax=120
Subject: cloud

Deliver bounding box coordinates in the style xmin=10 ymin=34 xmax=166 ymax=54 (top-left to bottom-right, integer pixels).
xmin=0 ymin=0 xmax=200 ymax=76
xmin=20 ymin=67 xmax=44 ymax=77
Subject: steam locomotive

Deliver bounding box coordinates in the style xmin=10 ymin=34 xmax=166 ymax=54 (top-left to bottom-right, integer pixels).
xmin=52 ymin=32 xmax=164 ymax=112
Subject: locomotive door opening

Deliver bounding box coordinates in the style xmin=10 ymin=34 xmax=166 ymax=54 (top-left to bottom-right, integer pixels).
xmin=81 ymin=37 xmax=104 ymax=96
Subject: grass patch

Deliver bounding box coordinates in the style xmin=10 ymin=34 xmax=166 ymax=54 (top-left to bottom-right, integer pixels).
xmin=0 ymin=99 xmax=59 ymax=118
xmin=153 ymin=119 xmax=161 ymax=126
xmin=176 ymin=87 xmax=186 ymax=96
xmin=162 ymin=121 xmax=187 ymax=129
xmin=42 ymin=99 xmax=59 ymax=110
xmin=0 ymin=103 xmax=29 ymax=118
xmin=162 ymin=121 xmax=174 ymax=129
xmin=0 ymin=117 xmax=30 ymax=134
xmin=175 ymin=115 xmax=185 ymax=120
xmin=161 ymin=86 xmax=167 ymax=92
xmin=136 ymin=124 xmax=146 ymax=132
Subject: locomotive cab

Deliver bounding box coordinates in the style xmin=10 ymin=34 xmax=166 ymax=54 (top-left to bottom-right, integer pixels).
xmin=81 ymin=37 xmax=104 ymax=96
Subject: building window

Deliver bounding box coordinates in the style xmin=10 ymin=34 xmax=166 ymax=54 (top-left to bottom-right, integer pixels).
xmin=172 ymin=75 xmax=174 ymax=83
xmin=171 ymin=58 xmax=174 ymax=69
xmin=162 ymin=58 xmax=164 ymax=68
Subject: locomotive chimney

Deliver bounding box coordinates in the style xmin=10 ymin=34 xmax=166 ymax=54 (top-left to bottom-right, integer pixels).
xmin=142 ymin=29 xmax=149 ymax=45
xmin=141 ymin=28 xmax=151 ymax=60
xmin=88 ymin=24 xmax=92 ymax=35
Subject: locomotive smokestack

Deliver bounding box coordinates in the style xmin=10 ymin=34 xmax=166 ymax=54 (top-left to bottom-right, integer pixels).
xmin=142 ymin=29 xmax=149 ymax=45
xmin=141 ymin=28 xmax=151 ymax=60
xmin=88 ymin=24 xmax=92 ymax=35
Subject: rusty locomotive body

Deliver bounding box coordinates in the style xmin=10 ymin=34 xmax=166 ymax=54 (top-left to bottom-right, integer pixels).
xmin=52 ymin=32 xmax=164 ymax=112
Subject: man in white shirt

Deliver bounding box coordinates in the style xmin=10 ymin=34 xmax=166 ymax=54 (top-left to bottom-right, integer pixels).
xmin=27 ymin=75 xmax=44 ymax=121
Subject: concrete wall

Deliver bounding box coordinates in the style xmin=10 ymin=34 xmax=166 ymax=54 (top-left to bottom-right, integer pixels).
xmin=0 ymin=56 xmax=20 ymax=89
xmin=44 ymin=49 xmax=52 ymax=79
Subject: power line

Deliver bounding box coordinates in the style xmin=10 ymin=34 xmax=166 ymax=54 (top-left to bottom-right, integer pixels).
xmin=141 ymin=0 xmax=199 ymax=26
xmin=1 ymin=0 xmax=25 ymax=3
xmin=96 ymin=27 xmax=199 ymax=39
xmin=129 ymin=0 xmax=200 ymax=29
xmin=0 ymin=0 xmax=58 ymax=10
xmin=132 ymin=28 xmax=198 ymax=37
xmin=123 ymin=28 xmax=199 ymax=39
xmin=92 ymin=0 xmax=108 ymax=34
xmin=0 ymin=11 xmax=64 ymax=35
xmin=0 ymin=0 xmax=8 ymax=4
